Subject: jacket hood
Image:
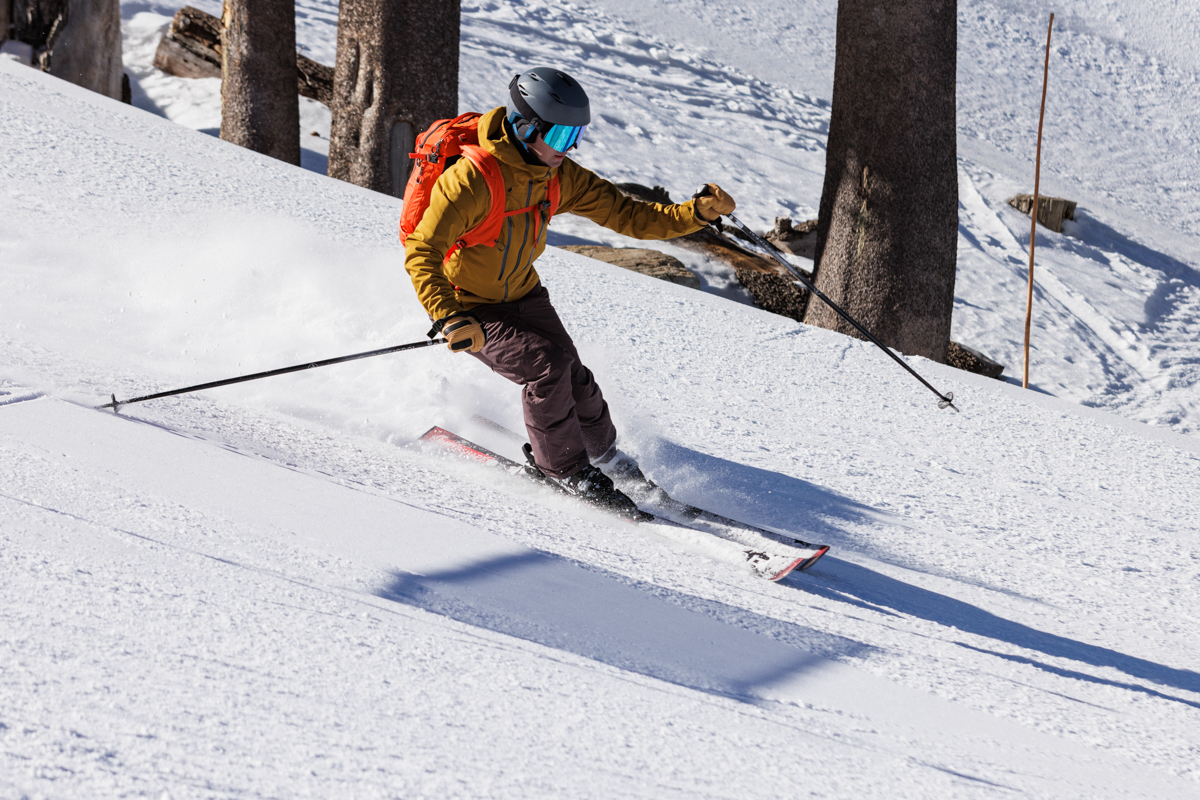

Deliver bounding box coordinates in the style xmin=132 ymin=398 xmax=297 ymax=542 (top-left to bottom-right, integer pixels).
xmin=478 ymin=106 xmax=554 ymax=180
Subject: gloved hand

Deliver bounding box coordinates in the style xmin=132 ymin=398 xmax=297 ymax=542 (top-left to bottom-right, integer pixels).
xmin=692 ymin=183 xmax=736 ymax=222
xmin=440 ymin=314 xmax=487 ymax=353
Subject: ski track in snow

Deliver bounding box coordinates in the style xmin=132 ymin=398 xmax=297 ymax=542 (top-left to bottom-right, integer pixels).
xmin=955 ymin=159 xmax=1200 ymax=431
xmin=4 ymin=0 xmax=1200 ymax=795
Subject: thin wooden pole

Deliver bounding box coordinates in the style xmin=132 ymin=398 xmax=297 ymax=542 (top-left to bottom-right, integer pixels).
xmin=1024 ymin=13 xmax=1054 ymax=389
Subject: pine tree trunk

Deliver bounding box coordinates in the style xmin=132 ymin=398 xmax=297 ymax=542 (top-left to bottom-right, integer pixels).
xmin=220 ymin=0 xmax=300 ymax=165
xmin=328 ymin=0 xmax=459 ymax=196
xmin=805 ymin=0 xmax=958 ymax=363
xmin=10 ymin=0 xmax=123 ymax=99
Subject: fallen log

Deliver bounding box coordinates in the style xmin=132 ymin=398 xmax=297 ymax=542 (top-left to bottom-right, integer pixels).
xmin=946 ymin=341 xmax=1006 ymax=380
xmin=764 ymin=216 xmax=818 ymax=260
xmin=296 ymin=53 xmax=333 ymax=106
xmin=614 ymin=183 xmax=813 ymax=321
xmin=152 ymin=6 xmax=220 ymax=79
xmin=1007 ymin=193 xmax=1076 ymax=233
xmin=558 ymin=245 xmax=701 ymax=289
xmin=152 ymin=6 xmax=333 ymax=106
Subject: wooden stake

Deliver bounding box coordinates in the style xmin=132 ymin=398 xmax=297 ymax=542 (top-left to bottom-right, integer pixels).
xmin=1024 ymin=13 xmax=1054 ymax=389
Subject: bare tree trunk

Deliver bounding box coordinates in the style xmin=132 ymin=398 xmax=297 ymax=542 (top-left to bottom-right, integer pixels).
xmin=155 ymin=6 xmax=334 ymax=105
xmin=805 ymin=0 xmax=958 ymax=363
xmin=10 ymin=0 xmax=123 ymax=99
xmin=2 ymin=1 xmax=11 ymax=46
xmin=11 ymin=0 xmax=66 ymax=59
xmin=328 ymin=0 xmax=459 ymax=196
xmin=220 ymin=0 xmax=300 ymax=165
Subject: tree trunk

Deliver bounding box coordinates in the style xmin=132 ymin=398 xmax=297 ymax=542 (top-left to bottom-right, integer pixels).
xmin=328 ymin=0 xmax=459 ymax=197
xmin=11 ymin=0 xmax=123 ymax=99
xmin=220 ymin=0 xmax=300 ymax=165
xmin=805 ymin=0 xmax=958 ymax=363
xmin=2 ymin=1 xmax=10 ymax=46
xmin=154 ymin=6 xmax=334 ymax=105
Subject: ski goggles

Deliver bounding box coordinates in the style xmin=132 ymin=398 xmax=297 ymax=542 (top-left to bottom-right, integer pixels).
xmin=540 ymin=122 xmax=587 ymax=153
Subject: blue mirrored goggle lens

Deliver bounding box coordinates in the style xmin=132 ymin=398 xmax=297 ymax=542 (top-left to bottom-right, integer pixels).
xmin=541 ymin=123 xmax=587 ymax=152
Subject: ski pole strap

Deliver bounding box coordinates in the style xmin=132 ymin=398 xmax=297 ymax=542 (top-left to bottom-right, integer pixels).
xmin=98 ymin=337 xmax=448 ymax=413
xmin=720 ymin=213 xmax=959 ymax=413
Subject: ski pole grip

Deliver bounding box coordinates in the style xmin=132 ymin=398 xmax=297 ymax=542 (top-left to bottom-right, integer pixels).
xmin=692 ymin=184 xmax=726 ymax=232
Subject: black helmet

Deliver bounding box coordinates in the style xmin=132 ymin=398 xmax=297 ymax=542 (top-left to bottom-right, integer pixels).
xmin=507 ymin=67 xmax=591 ymax=147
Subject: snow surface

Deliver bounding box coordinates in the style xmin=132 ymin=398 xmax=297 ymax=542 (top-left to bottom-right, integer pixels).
xmin=3 ymin=0 xmax=1200 ymax=796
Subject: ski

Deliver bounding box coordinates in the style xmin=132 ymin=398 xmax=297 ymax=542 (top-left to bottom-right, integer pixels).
xmin=607 ymin=477 xmax=829 ymax=571
xmin=419 ymin=426 xmax=825 ymax=581
xmin=469 ymin=415 xmax=830 ymax=571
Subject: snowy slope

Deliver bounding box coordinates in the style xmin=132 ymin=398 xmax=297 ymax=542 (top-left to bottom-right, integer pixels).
xmin=114 ymin=0 xmax=1200 ymax=435
xmin=4 ymin=2 xmax=1200 ymax=797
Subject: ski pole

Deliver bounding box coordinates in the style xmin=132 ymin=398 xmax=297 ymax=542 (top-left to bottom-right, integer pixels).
xmin=706 ymin=205 xmax=958 ymax=412
xmin=97 ymin=337 xmax=448 ymax=412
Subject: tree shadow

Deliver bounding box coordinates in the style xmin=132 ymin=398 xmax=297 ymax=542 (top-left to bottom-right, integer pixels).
xmin=377 ymin=550 xmax=872 ymax=703
xmin=801 ymin=557 xmax=1200 ymax=707
xmin=124 ymin=71 xmax=167 ymax=119
xmin=1059 ymin=211 xmax=1199 ymax=330
xmin=300 ymin=147 xmax=328 ymax=177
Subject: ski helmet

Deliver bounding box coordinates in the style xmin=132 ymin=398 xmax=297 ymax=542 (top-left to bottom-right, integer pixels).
xmin=507 ymin=67 xmax=591 ymax=150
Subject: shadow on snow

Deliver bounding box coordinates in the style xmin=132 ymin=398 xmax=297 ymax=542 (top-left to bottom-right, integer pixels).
xmin=803 ymin=558 xmax=1200 ymax=708
xmin=641 ymin=438 xmax=880 ymax=547
xmin=1060 ymin=210 xmax=1199 ymax=332
xmin=377 ymin=549 xmax=871 ymax=704
xmin=383 ymin=438 xmax=1199 ymax=708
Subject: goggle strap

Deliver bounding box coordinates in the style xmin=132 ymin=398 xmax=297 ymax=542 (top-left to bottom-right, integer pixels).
xmin=508 ymin=75 xmax=544 ymax=134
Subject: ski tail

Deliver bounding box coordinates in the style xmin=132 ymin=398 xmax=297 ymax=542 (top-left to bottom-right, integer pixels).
xmin=420 ymin=426 xmax=506 ymax=464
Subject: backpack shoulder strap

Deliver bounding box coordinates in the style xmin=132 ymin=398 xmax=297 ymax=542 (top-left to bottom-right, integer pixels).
xmin=443 ymin=149 xmax=564 ymax=261
xmin=445 ymin=144 xmax=507 ymax=259
xmin=547 ymin=174 xmax=561 ymax=219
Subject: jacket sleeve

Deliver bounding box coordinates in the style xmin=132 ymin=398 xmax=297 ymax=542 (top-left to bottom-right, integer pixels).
xmin=556 ymin=160 xmax=707 ymax=240
xmin=403 ymin=160 xmax=492 ymax=321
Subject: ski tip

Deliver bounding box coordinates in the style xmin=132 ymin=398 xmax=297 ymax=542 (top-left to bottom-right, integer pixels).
xmin=745 ymin=550 xmax=804 ymax=582
xmin=767 ymin=557 xmax=805 ymax=582
xmin=798 ymin=546 xmax=830 ymax=572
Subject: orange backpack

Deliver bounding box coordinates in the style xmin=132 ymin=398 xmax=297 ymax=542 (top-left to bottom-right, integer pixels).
xmin=399 ymin=112 xmax=561 ymax=261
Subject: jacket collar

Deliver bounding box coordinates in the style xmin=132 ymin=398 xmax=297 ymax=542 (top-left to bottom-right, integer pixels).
xmin=479 ymin=106 xmax=554 ymax=180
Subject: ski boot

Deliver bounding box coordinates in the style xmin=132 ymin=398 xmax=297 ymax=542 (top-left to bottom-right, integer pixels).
xmin=524 ymin=444 xmax=645 ymax=520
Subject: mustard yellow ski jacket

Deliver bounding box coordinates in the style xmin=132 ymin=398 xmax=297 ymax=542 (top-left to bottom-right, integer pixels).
xmin=404 ymin=106 xmax=707 ymax=321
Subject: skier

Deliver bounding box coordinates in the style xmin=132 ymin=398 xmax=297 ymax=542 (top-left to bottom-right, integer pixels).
xmin=404 ymin=67 xmax=736 ymax=516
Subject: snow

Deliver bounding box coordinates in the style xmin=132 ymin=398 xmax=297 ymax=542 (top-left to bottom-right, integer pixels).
xmin=3 ymin=0 xmax=1200 ymax=796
